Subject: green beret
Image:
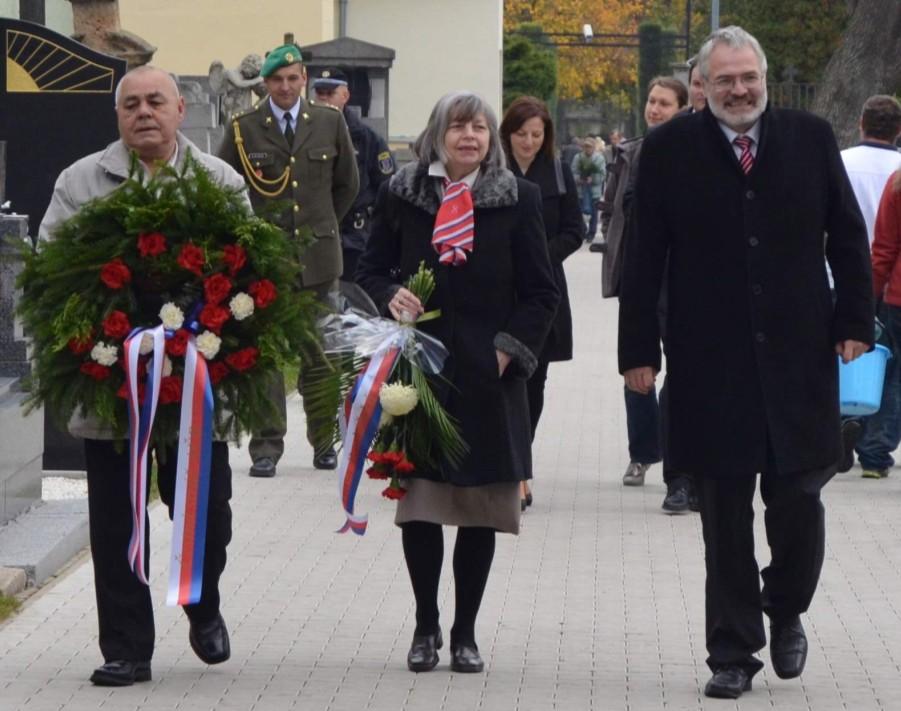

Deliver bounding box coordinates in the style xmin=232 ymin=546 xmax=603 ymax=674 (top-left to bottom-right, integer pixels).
xmin=261 ymin=44 xmax=303 ymax=78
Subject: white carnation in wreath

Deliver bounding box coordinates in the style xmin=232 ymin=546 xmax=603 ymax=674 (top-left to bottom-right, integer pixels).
xmin=229 ymin=292 xmax=255 ymax=321
xmin=159 ymin=302 xmax=184 ymax=330
xmin=196 ymin=331 xmax=222 ymax=360
xmin=379 ymin=382 xmax=419 ymax=416
xmin=90 ymin=341 xmax=118 ymax=367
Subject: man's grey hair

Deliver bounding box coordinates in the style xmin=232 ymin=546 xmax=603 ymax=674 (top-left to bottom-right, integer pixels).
xmin=697 ymin=26 xmax=768 ymax=80
xmin=114 ymin=66 xmax=181 ymax=107
xmin=412 ymin=91 xmax=505 ymax=170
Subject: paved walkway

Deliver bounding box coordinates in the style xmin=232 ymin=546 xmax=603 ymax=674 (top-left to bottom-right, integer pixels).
xmin=3 ymin=246 xmax=901 ymax=710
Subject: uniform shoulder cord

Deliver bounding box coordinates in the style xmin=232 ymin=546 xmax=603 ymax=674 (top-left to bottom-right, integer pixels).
xmin=232 ymin=119 xmax=291 ymax=198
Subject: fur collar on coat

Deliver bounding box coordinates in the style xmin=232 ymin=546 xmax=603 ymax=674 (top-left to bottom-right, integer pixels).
xmin=389 ymin=161 xmax=519 ymax=215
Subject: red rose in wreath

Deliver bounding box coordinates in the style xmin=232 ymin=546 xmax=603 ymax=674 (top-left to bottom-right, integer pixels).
xmin=100 ymin=258 xmax=131 ymax=290
xmin=176 ymin=243 xmax=205 ymax=276
xmin=116 ymin=379 xmax=147 ymax=403
xmin=208 ymin=361 xmax=229 ymax=385
xmin=68 ymin=333 xmax=94 ymax=355
xmin=137 ymin=232 xmax=167 ymax=258
xmin=102 ymin=310 xmax=131 ymax=340
xmin=159 ymin=375 xmax=183 ymax=404
xmin=203 ymin=273 xmax=233 ymax=305
xmin=248 ymin=279 xmax=278 ymax=308
xmin=222 ymin=244 xmax=247 ymax=275
xmin=199 ymin=304 xmax=230 ymax=333
xmin=165 ymin=328 xmax=190 ymax=357
xmin=80 ymin=362 xmax=111 ymax=381
xmin=225 ymin=346 xmax=259 ymax=372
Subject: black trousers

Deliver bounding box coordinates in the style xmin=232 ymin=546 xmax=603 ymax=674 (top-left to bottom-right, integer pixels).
xmin=697 ymin=463 xmax=835 ymax=675
xmin=84 ymin=439 xmax=233 ymax=662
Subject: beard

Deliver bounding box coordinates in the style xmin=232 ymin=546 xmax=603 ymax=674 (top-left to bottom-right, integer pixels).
xmin=708 ymin=84 xmax=768 ymax=131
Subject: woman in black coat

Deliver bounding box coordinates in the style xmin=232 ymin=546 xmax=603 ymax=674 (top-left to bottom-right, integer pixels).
xmin=500 ymin=96 xmax=583 ymax=509
xmin=357 ymin=91 xmax=559 ymax=675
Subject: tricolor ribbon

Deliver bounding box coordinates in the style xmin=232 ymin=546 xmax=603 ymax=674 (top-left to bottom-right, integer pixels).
xmin=335 ymin=343 xmax=401 ymax=535
xmin=123 ymin=324 xmax=214 ymax=606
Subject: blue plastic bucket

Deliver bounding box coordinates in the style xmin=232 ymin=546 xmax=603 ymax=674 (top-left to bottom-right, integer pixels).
xmin=838 ymin=344 xmax=892 ymax=416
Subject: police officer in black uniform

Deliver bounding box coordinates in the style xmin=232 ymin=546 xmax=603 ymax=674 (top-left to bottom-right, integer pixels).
xmin=312 ymin=68 xmax=395 ymax=280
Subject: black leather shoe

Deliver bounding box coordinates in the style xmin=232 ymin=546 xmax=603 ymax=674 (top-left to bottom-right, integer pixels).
xmin=407 ymin=629 xmax=442 ymax=672
xmin=450 ymin=643 xmax=484 ymax=673
xmin=662 ymin=483 xmax=690 ymax=514
xmin=704 ymin=666 xmax=751 ymax=699
xmin=838 ymin=419 xmax=861 ymax=473
xmin=770 ymin=616 xmax=808 ymax=679
xmin=189 ymin=613 xmax=231 ymax=665
xmin=90 ymin=660 xmax=152 ymax=686
xmin=688 ymin=488 xmax=700 ymax=512
xmin=249 ymin=456 xmax=277 ymax=478
xmin=313 ymin=447 xmax=338 ymax=470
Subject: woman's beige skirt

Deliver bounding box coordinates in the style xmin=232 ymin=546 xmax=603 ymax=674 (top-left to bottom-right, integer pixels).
xmin=395 ymin=478 xmax=522 ymax=534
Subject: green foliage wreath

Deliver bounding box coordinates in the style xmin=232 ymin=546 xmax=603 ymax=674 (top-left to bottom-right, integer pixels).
xmin=18 ymin=155 xmax=323 ymax=445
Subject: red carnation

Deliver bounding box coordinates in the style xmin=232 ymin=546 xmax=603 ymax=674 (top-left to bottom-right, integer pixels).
xmin=100 ymin=258 xmax=131 ymax=290
xmin=176 ymin=243 xmax=205 ymax=276
xmin=159 ymin=375 xmax=183 ymax=404
xmin=208 ymin=361 xmax=229 ymax=385
xmin=199 ymin=304 xmax=230 ymax=333
xmin=102 ymin=310 xmax=131 ymax=340
xmin=137 ymin=232 xmax=167 ymax=258
xmin=222 ymin=244 xmax=247 ymax=275
xmin=382 ymin=484 xmax=407 ymax=500
xmin=248 ymin=279 xmax=278 ymax=308
xmin=366 ymin=466 xmax=389 ymax=480
xmin=225 ymin=346 xmax=259 ymax=372
xmin=203 ymin=273 xmax=233 ymax=305
xmin=395 ymin=456 xmax=416 ymax=475
xmin=68 ymin=333 xmax=94 ymax=355
xmin=80 ymin=362 xmax=111 ymax=381
xmin=116 ymin=380 xmax=147 ymax=403
xmin=165 ymin=328 xmax=189 ymax=357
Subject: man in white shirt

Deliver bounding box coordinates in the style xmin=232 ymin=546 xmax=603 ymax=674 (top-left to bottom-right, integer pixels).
xmin=839 ymin=95 xmax=901 ymax=477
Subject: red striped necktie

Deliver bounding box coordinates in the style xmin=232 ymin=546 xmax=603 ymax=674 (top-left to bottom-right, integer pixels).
xmin=432 ymin=179 xmax=474 ymax=266
xmin=734 ymin=135 xmax=755 ymax=175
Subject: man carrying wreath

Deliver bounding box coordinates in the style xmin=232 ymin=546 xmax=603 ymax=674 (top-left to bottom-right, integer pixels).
xmin=39 ymin=66 xmax=247 ymax=686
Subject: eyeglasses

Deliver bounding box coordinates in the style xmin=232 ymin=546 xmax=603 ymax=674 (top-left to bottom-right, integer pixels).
xmin=710 ymin=73 xmax=763 ymax=91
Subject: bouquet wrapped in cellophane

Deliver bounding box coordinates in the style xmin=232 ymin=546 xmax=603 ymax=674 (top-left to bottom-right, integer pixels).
xmin=321 ymin=262 xmax=466 ymax=534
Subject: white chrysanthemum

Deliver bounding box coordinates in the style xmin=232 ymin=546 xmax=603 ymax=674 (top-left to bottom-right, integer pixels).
xmin=159 ymin=302 xmax=184 ymax=330
xmin=90 ymin=342 xmax=118 ymax=367
xmin=195 ymin=331 xmax=222 ymax=360
xmin=229 ymin=292 xmax=254 ymax=321
xmin=378 ymin=411 xmax=394 ymax=429
xmin=138 ymin=332 xmax=154 ymax=355
xmin=379 ymin=382 xmax=418 ymax=416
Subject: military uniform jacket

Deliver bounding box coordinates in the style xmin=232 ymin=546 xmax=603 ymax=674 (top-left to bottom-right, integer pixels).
xmin=218 ymin=97 xmax=360 ymax=287
xmin=342 ymin=108 xmax=394 ymax=251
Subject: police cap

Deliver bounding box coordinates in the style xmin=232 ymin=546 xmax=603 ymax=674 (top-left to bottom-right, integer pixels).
xmin=312 ymin=67 xmax=349 ymax=92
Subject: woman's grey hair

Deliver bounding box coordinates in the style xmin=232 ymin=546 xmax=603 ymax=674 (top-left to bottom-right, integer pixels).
xmin=412 ymin=91 xmax=505 ymax=170
xmin=697 ymin=26 xmax=768 ymax=80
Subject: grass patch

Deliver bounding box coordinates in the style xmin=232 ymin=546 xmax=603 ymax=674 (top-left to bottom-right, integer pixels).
xmin=0 ymin=594 xmax=21 ymax=623
xmin=283 ymin=361 xmax=299 ymax=391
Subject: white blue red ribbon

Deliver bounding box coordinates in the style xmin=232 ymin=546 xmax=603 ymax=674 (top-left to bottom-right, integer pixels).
xmin=123 ymin=325 xmax=214 ymax=606
xmin=335 ymin=344 xmax=400 ymax=534
xmin=166 ymin=339 xmax=214 ymax=606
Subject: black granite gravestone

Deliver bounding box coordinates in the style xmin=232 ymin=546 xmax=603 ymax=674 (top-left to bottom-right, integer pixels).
xmin=1 ymin=17 xmax=127 ymax=471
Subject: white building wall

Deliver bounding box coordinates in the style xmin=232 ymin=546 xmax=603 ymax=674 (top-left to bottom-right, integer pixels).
xmin=345 ymin=0 xmax=503 ymax=141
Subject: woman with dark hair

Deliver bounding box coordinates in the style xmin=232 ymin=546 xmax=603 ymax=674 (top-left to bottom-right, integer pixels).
xmin=500 ymin=96 xmax=583 ymax=510
xmin=357 ymin=91 xmax=559 ymax=674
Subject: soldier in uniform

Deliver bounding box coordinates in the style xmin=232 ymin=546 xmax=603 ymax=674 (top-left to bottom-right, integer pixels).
xmin=311 ymin=67 xmax=395 ymax=280
xmin=218 ymin=42 xmax=359 ymax=476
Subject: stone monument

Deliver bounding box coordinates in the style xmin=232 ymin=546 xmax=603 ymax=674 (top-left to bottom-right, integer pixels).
xmin=66 ymin=0 xmax=155 ymax=69
xmin=209 ymin=54 xmax=266 ymax=123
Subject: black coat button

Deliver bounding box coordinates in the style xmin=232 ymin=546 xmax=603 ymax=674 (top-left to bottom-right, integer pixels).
xmin=752 ymin=284 xmax=763 ymax=295
xmin=755 ymin=332 xmax=766 ymax=343
xmin=749 ymin=237 xmax=759 ymax=247
xmin=746 ymin=190 xmax=755 ymax=199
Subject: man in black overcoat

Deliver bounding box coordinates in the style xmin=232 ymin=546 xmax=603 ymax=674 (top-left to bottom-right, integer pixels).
xmin=618 ymin=26 xmax=874 ymax=699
